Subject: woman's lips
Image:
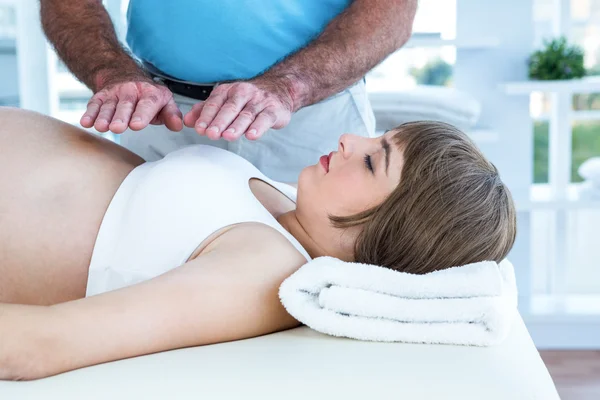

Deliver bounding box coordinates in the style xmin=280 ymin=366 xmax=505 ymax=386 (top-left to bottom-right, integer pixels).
xmin=320 ymin=154 xmax=330 ymax=172
xmin=320 ymin=152 xmax=334 ymax=172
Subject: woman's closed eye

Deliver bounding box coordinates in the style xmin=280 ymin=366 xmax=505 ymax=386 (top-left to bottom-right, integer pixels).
xmin=364 ymin=154 xmax=374 ymax=174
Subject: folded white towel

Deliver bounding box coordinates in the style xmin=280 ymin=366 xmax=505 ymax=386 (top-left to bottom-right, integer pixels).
xmin=279 ymin=257 xmax=518 ymax=346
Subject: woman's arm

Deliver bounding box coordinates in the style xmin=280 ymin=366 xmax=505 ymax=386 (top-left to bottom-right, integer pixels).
xmin=0 ymin=224 xmax=306 ymax=380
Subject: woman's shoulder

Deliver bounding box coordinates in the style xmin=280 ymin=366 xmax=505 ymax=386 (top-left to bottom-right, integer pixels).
xmin=206 ymin=222 xmax=308 ymax=272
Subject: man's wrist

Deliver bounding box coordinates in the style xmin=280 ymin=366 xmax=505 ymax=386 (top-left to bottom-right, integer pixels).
xmin=254 ymin=72 xmax=311 ymax=112
xmin=92 ymin=66 xmax=152 ymax=92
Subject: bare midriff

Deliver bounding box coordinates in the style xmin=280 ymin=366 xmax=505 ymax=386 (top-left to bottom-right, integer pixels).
xmin=0 ymin=108 xmax=144 ymax=305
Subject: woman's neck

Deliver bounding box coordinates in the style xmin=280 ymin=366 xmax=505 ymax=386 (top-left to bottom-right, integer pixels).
xmin=277 ymin=211 xmax=356 ymax=263
xmin=249 ymin=179 xmax=351 ymax=260
xmin=277 ymin=211 xmax=328 ymax=259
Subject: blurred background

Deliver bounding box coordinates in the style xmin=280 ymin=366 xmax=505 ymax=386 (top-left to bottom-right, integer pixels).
xmin=1 ymin=0 xmax=599 ymax=397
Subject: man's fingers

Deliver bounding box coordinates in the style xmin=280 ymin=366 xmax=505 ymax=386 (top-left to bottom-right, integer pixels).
xmin=162 ymin=99 xmax=184 ymax=132
xmin=82 ymin=80 xmax=290 ymax=138
xmin=129 ymin=93 xmax=167 ymax=131
xmin=195 ymin=89 xmax=228 ymax=137
xmin=184 ymin=102 xmax=204 ymax=129
xmin=207 ymin=91 xmax=253 ymax=140
xmin=150 ymin=115 xmax=164 ymax=125
xmin=222 ymin=106 xmax=259 ymax=141
xmin=245 ymin=109 xmax=277 ymax=140
xmin=109 ymin=96 xmax=136 ymax=134
xmin=81 ymin=97 xmax=104 ymax=128
xmin=94 ymin=100 xmax=117 ymax=133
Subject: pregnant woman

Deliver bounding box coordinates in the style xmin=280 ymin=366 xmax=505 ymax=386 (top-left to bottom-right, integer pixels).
xmin=0 ymin=107 xmax=516 ymax=380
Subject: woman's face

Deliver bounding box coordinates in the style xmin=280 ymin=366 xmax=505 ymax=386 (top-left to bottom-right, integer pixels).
xmin=297 ymin=131 xmax=404 ymax=223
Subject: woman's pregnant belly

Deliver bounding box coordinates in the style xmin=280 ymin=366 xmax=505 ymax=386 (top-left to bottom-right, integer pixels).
xmin=0 ymin=108 xmax=144 ymax=305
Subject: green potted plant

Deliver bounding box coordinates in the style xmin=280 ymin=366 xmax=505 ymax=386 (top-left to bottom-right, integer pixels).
xmin=528 ymin=36 xmax=586 ymax=80
xmin=409 ymin=58 xmax=453 ymax=86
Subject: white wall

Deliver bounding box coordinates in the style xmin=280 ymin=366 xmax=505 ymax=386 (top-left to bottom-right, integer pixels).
xmin=454 ymin=0 xmax=534 ymax=310
xmin=0 ymin=40 xmax=18 ymax=105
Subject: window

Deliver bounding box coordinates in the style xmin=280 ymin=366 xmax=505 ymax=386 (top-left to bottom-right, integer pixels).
xmin=0 ymin=4 xmax=17 ymax=107
xmin=531 ymin=0 xmax=600 ymax=298
xmin=534 ymin=119 xmax=600 ymax=184
xmin=0 ymin=5 xmax=16 ymax=40
xmin=366 ymin=0 xmax=456 ymax=92
xmin=571 ymin=0 xmax=600 ymax=72
xmin=532 ymin=0 xmax=600 ymax=186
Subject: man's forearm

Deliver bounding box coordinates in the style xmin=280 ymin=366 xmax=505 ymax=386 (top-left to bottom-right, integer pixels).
xmin=260 ymin=0 xmax=417 ymax=111
xmin=40 ymin=0 xmax=149 ymax=92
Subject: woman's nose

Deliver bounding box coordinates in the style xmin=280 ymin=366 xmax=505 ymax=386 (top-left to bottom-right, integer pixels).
xmin=339 ymin=133 xmax=365 ymax=158
xmin=339 ymin=133 xmax=358 ymax=158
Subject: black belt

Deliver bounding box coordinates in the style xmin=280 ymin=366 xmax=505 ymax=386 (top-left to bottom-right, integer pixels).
xmin=149 ymin=72 xmax=215 ymax=101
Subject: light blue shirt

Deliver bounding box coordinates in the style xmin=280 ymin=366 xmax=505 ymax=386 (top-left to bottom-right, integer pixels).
xmin=126 ymin=0 xmax=352 ymax=83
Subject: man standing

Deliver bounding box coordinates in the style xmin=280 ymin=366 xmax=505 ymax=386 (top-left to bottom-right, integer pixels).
xmin=40 ymin=0 xmax=416 ymax=182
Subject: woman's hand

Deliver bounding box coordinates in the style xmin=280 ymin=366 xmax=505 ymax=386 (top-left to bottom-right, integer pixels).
xmin=81 ymin=74 xmax=184 ymax=134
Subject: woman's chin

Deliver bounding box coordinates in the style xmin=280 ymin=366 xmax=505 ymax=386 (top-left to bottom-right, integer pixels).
xmin=296 ymin=166 xmax=310 ymax=188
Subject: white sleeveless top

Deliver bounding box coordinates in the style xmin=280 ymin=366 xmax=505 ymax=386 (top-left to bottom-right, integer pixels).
xmin=86 ymin=145 xmax=311 ymax=297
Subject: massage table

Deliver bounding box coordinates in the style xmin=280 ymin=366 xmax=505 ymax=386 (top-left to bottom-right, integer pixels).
xmin=0 ymin=313 xmax=559 ymax=399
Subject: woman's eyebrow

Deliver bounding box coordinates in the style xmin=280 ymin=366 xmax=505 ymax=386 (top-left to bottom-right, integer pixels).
xmin=381 ymin=137 xmax=390 ymax=175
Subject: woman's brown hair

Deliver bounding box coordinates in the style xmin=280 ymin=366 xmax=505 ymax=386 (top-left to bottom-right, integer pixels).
xmin=330 ymin=121 xmax=517 ymax=274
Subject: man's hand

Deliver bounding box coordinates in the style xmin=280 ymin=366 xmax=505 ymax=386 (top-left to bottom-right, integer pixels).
xmin=40 ymin=1 xmax=184 ymax=134
xmin=81 ymin=78 xmax=183 ymax=134
xmin=183 ymin=79 xmax=295 ymax=141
